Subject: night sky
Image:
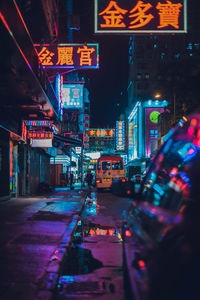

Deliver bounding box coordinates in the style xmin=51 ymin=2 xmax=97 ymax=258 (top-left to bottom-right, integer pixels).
xmin=73 ymin=0 xmax=129 ymax=128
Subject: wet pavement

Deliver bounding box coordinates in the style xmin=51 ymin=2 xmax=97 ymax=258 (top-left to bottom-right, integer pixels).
xmin=0 ymin=188 xmax=133 ymax=299
xmin=0 ymin=188 xmax=87 ymax=300
xmin=55 ymin=190 xmax=132 ymax=300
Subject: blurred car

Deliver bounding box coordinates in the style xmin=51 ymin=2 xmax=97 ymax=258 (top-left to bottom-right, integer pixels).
xmin=123 ymin=114 xmax=200 ymax=300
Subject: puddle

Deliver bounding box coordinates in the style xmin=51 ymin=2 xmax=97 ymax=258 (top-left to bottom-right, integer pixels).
xmin=60 ymin=218 xmax=122 ymax=277
xmin=73 ymin=219 xmax=123 ymax=242
xmin=61 ymin=246 xmax=103 ymax=275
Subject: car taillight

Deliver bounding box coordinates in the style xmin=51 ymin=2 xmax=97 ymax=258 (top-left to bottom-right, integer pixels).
xmin=122 ymin=178 xmax=126 ymax=182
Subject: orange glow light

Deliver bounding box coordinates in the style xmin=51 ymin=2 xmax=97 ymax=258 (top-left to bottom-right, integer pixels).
xmin=156 ymin=1 xmax=182 ymax=29
xmin=99 ymin=1 xmax=128 ymax=28
xmin=56 ymin=47 xmax=74 ymax=65
xmin=129 ymin=1 xmax=154 ymax=29
xmin=77 ymin=45 xmax=95 ymax=66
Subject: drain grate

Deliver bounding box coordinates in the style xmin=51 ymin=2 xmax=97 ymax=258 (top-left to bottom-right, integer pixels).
xmin=12 ymin=233 xmax=60 ymax=245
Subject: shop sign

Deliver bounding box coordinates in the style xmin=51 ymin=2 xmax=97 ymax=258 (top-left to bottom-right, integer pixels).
xmin=50 ymin=156 xmax=70 ymax=165
xmin=95 ymin=0 xmax=187 ymax=33
xmin=31 ymin=139 xmax=52 ymax=148
xmin=116 ymin=121 xmax=125 ymax=151
xmin=85 ymin=129 xmax=115 ymax=137
xmin=28 ymin=132 xmax=53 ymax=139
xmin=75 ymin=147 xmax=82 ymax=154
xmin=35 ymin=44 xmax=99 ymax=69
xmin=62 ymin=83 xmax=84 ymax=109
xmin=145 ymin=107 xmax=164 ymax=157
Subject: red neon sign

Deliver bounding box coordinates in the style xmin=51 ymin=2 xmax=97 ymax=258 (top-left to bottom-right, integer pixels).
xmin=28 ymin=131 xmax=53 ymax=139
xmin=35 ymin=44 xmax=99 ymax=69
xmin=95 ymin=0 xmax=186 ymax=33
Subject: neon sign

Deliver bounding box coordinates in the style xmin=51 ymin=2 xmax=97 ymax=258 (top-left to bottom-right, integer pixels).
xmin=85 ymin=129 xmax=115 ymax=137
xmin=95 ymin=0 xmax=187 ymax=33
xmin=28 ymin=132 xmax=53 ymax=139
xmin=35 ymin=44 xmax=99 ymax=69
xmin=62 ymin=84 xmax=84 ymax=109
xmin=116 ymin=121 xmax=125 ymax=151
xmin=146 ymin=107 xmax=164 ymax=157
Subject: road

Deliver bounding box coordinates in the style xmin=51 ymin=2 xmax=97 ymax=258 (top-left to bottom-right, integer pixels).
xmin=55 ymin=190 xmax=133 ymax=300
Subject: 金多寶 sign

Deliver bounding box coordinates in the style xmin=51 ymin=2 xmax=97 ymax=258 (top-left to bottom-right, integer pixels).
xmin=35 ymin=44 xmax=99 ymax=68
xmin=95 ymin=0 xmax=187 ymax=33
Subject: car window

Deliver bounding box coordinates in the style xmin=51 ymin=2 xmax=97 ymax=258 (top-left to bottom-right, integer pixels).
xmin=112 ymin=161 xmax=123 ymax=170
xmin=142 ymin=137 xmax=193 ymax=212
xmin=102 ymin=161 xmax=111 ymax=170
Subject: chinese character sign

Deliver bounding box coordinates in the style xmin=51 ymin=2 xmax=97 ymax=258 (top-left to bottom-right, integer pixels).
xmin=61 ymin=84 xmax=84 ymax=109
xmin=35 ymin=44 xmax=99 ymax=69
xmin=95 ymin=0 xmax=186 ymax=33
xmin=85 ymin=129 xmax=115 ymax=137
xmin=116 ymin=121 xmax=125 ymax=151
xmin=145 ymin=107 xmax=164 ymax=157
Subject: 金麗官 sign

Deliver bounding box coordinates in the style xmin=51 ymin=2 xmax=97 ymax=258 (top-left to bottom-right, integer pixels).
xmin=35 ymin=44 xmax=99 ymax=68
xmin=95 ymin=0 xmax=187 ymax=33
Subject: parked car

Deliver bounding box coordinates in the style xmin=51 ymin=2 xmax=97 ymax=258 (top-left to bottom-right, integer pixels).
xmin=123 ymin=114 xmax=200 ymax=300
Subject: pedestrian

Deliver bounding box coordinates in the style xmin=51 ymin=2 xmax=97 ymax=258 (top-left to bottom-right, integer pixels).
xmin=85 ymin=170 xmax=93 ymax=190
xmin=65 ymin=172 xmax=69 ymax=187
xmin=70 ymin=172 xmax=74 ymax=189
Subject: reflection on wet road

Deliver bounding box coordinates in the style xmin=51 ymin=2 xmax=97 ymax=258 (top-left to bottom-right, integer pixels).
xmin=55 ymin=191 xmax=133 ymax=300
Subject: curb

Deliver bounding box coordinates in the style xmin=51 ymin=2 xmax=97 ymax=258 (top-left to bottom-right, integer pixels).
xmin=34 ymin=191 xmax=88 ymax=300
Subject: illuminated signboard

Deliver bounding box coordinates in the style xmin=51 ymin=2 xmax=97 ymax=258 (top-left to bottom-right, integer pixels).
xmin=22 ymin=120 xmax=55 ymax=141
xmin=116 ymin=121 xmax=125 ymax=151
xmin=145 ymin=107 xmax=164 ymax=156
xmin=31 ymin=139 xmax=52 ymax=148
xmin=61 ymin=84 xmax=84 ymax=109
xmin=35 ymin=44 xmax=99 ymax=69
xmin=85 ymin=129 xmax=115 ymax=137
xmin=50 ymin=156 xmax=70 ymax=165
xmin=95 ymin=0 xmax=187 ymax=33
xmin=24 ymin=120 xmax=53 ymax=127
xmin=28 ymin=132 xmax=53 ymax=139
xmin=55 ymin=74 xmax=63 ymax=117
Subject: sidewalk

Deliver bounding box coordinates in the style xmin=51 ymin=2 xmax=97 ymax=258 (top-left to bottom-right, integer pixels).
xmin=0 ymin=188 xmax=87 ymax=300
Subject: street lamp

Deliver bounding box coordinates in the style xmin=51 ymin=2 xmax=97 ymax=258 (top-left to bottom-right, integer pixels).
xmin=155 ymin=93 xmax=161 ymax=99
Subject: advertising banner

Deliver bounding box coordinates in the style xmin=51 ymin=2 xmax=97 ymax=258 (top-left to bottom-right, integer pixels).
xmin=35 ymin=44 xmax=99 ymax=69
xmin=95 ymin=0 xmax=187 ymax=34
xmin=145 ymin=107 xmax=164 ymax=156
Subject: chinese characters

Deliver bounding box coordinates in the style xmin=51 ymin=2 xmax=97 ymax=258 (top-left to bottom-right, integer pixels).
xmin=97 ymin=0 xmax=184 ymax=31
xmin=35 ymin=44 xmax=98 ymax=68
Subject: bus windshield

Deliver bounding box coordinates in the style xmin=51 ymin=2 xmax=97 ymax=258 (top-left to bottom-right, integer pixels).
xmin=102 ymin=161 xmax=111 ymax=170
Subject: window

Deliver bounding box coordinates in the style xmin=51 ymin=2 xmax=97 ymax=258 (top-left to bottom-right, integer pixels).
xmin=136 ymin=73 xmax=142 ymax=80
xmin=112 ymin=161 xmax=123 ymax=170
xmin=102 ymin=161 xmax=111 ymax=170
xmin=145 ymin=73 xmax=150 ymax=79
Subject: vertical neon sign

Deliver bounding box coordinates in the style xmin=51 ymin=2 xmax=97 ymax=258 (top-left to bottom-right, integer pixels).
xmin=116 ymin=121 xmax=125 ymax=151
